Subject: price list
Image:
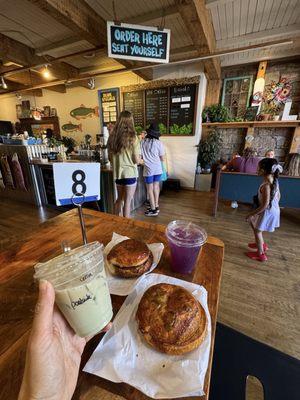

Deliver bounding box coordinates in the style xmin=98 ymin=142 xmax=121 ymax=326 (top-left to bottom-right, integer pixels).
xmin=145 ymin=88 xmax=168 ymax=133
xmin=123 ymin=90 xmax=145 ymax=130
xmin=169 ymin=84 xmax=196 ymax=135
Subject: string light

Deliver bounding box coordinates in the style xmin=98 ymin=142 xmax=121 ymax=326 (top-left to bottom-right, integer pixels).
xmin=41 ymin=64 xmax=51 ymax=79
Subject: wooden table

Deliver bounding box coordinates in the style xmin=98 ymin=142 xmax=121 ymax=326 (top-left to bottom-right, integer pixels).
xmin=0 ymin=209 xmax=224 ymax=400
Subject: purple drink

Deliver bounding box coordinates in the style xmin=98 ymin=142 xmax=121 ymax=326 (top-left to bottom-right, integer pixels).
xmin=166 ymin=221 xmax=207 ymax=274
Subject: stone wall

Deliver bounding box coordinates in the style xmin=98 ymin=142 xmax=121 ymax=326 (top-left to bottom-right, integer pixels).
xmin=217 ymin=127 xmax=293 ymax=162
xmin=252 ymin=128 xmax=293 ymax=161
xmin=218 ymin=128 xmax=245 ymax=162
xmin=221 ymin=58 xmax=300 ymax=115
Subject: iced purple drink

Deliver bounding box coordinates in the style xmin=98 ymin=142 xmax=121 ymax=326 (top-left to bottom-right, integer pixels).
xmin=166 ymin=221 xmax=207 ymax=274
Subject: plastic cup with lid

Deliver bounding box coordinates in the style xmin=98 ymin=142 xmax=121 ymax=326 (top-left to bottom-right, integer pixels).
xmin=166 ymin=220 xmax=207 ymax=274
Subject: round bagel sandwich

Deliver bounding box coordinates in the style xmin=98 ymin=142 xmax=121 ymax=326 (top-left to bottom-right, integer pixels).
xmin=106 ymin=239 xmax=153 ymax=278
xmin=136 ymin=283 xmax=207 ymax=355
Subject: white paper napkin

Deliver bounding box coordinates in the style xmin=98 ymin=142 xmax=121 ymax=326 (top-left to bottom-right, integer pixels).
xmin=103 ymin=232 xmax=164 ymax=296
xmin=84 ymin=273 xmax=211 ymax=399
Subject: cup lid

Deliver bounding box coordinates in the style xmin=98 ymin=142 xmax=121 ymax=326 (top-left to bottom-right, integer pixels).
xmin=166 ymin=220 xmax=207 ymax=247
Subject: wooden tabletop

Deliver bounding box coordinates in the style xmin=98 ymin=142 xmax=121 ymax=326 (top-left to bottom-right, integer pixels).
xmin=0 ymin=209 xmax=224 ymax=400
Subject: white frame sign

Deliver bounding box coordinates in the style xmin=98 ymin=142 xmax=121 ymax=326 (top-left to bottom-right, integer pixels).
xmin=107 ymin=21 xmax=170 ymax=64
xmin=53 ymin=163 xmax=100 ymax=206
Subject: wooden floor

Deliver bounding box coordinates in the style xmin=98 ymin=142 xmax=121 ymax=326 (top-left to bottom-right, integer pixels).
xmin=0 ymin=191 xmax=299 ymax=363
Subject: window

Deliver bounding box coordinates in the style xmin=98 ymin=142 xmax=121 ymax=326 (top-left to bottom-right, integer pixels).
xmin=221 ymin=76 xmax=253 ymax=118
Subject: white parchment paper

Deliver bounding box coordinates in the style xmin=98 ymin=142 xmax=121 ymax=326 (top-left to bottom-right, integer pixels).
xmin=104 ymin=232 xmax=164 ymax=296
xmin=84 ymin=273 xmax=211 ymax=399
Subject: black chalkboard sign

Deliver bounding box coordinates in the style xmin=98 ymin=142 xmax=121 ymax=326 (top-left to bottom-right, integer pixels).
xmin=145 ymin=88 xmax=169 ymax=134
xmin=169 ymin=84 xmax=196 ymax=135
xmin=107 ymin=22 xmax=170 ymax=63
xmin=98 ymin=88 xmax=120 ymax=127
xmin=123 ymin=91 xmax=145 ymax=133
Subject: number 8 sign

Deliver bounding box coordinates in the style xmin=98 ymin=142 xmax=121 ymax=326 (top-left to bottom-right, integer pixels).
xmin=53 ymin=163 xmax=100 ymax=206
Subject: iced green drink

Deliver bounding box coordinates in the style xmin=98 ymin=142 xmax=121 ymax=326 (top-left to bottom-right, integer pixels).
xmin=34 ymin=242 xmax=113 ymax=337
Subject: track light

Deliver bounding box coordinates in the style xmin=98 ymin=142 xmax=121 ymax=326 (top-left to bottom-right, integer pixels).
xmin=41 ymin=65 xmax=51 ymax=79
xmin=16 ymin=93 xmax=22 ymax=100
xmin=1 ymin=76 xmax=8 ymax=89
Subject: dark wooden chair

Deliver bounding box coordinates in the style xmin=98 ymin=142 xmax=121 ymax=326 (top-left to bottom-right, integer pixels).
xmin=210 ymin=323 xmax=300 ymax=400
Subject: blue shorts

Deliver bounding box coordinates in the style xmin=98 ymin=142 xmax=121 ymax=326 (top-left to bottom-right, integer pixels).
xmin=144 ymin=174 xmax=162 ymax=184
xmin=115 ymin=178 xmax=137 ymax=186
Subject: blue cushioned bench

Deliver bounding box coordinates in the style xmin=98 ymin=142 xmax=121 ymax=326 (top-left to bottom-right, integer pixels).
xmin=213 ymin=168 xmax=300 ymax=217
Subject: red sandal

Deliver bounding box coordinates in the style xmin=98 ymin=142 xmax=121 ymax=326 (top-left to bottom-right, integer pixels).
xmin=248 ymin=242 xmax=269 ymax=251
xmin=246 ymin=251 xmax=268 ymax=262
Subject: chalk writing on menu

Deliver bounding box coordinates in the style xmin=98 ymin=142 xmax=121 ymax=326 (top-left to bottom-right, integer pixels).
xmin=98 ymin=88 xmax=120 ymax=126
xmin=169 ymin=84 xmax=196 ymax=135
xmin=108 ymin=22 xmax=170 ymax=63
xmin=145 ymin=88 xmax=169 ymax=134
xmin=123 ymin=91 xmax=145 ymax=133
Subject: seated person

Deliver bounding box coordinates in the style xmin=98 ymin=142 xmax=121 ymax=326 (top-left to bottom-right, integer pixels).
xmin=265 ymin=149 xmax=275 ymax=158
xmin=224 ymin=147 xmax=260 ymax=173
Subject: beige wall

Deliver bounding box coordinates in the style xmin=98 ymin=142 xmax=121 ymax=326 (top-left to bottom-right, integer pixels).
xmin=153 ymin=63 xmax=207 ymax=188
xmin=0 ymin=63 xmax=206 ymax=188
xmin=0 ymin=71 xmax=144 ymax=144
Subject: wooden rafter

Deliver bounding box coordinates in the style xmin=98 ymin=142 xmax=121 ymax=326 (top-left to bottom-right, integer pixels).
xmin=27 ymin=0 xmax=152 ymax=80
xmin=176 ymin=0 xmax=221 ymax=79
xmin=128 ymin=4 xmax=179 ymax=24
xmin=0 ymin=33 xmax=78 ymax=80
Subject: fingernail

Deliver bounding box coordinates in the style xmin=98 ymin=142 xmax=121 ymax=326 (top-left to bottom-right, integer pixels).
xmin=39 ymin=279 xmax=48 ymax=292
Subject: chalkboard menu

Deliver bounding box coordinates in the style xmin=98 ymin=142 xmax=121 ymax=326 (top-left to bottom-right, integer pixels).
xmin=98 ymin=88 xmax=120 ymax=127
xmin=169 ymin=84 xmax=196 ymax=135
xmin=145 ymin=88 xmax=168 ymax=134
xmin=123 ymin=90 xmax=145 ymax=132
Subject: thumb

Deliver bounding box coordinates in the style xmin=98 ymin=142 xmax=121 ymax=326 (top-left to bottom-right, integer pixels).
xmin=31 ymin=280 xmax=55 ymax=336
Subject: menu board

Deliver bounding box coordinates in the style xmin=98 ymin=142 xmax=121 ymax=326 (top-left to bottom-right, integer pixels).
xmin=145 ymin=88 xmax=168 ymax=134
xmin=98 ymin=88 xmax=120 ymax=127
xmin=123 ymin=90 xmax=145 ymax=133
xmin=169 ymin=84 xmax=196 ymax=135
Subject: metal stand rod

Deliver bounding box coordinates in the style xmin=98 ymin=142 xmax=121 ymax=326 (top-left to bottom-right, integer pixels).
xmin=77 ymin=204 xmax=88 ymax=245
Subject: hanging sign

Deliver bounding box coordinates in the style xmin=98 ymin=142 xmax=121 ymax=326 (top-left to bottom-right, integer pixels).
xmin=107 ymin=21 xmax=170 ymax=63
xmin=98 ymin=88 xmax=120 ymax=127
xmin=53 ymin=163 xmax=100 ymax=206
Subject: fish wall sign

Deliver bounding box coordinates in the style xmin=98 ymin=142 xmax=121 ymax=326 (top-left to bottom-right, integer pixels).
xmin=62 ymin=122 xmax=82 ymax=133
xmin=70 ymin=105 xmax=99 ymax=120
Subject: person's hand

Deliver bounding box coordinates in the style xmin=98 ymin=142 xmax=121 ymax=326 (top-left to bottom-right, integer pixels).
xmin=18 ymin=280 xmax=111 ymax=400
xmin=246 ymin=214 xmax=254 ymax=223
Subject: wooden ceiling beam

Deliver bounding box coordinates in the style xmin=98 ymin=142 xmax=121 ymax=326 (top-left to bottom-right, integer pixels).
xmin=27 ymin=0 xmax=152 ymax=81
xmin=35 ymin=36 xmax=82 ymax=55
xmin=176 ymin=0 xmax=221 ymax=79
xmin=127 ymin=4 xmax=179 ymax=24
xmin=0 ymin=33 xmax=78 ymax=80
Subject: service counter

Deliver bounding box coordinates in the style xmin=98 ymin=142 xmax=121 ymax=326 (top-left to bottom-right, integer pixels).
xmin=31 ymin=160 xmax=146 ymax=213
xmin=0 ymin=144 xmax=146 ymax=213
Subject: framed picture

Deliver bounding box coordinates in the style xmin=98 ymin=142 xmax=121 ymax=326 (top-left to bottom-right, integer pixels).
xmin=50 ymin=108 xmax=57 ymax=117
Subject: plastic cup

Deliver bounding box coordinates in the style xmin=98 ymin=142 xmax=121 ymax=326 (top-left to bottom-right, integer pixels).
xmin=166 ymin=220 xmax=207 ymax=274
xmin=34 ymin=241 xmax=113 ymax=337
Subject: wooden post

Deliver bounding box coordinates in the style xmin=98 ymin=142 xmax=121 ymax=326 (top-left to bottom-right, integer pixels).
xmin=213 ymin=165 xmax=222 ymax=217
xmin=289 ymin=126 xmax=300 ymax=153
xmin=205 ymin=79 xmax=222 ymax=107
xmin=244 ymin=126 xmax=255 ymax=149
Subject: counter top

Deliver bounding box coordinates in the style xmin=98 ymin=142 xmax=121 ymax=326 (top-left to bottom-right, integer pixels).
xmin=30 ymin=159 xmax=113 ymax=172
xmin=0 ymin=209 xmax=224 ymax=400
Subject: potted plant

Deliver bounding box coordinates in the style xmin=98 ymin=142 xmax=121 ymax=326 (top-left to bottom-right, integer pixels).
xmin=62 ymin=136 xmax=77 ymax=154
xmin=202 ymin=104 xmax=231 ymax=123
xmin=259 ymin=101 xmax=280 ymax=121
xmin=197 ymin=129 xmax=223 ymax=172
